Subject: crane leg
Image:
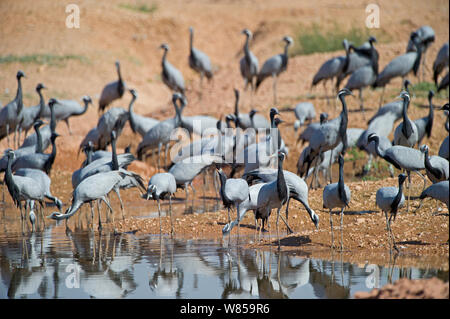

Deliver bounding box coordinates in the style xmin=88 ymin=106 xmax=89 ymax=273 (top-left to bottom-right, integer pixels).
xmin=406 ymin=171 xmax=411 ymax=213
xmin=97 ymin=200 xmax=102 ymax=231
xmin=412 ymin=170 xmax=427 ymax=214
xmin=169 ymin=195 xmax=174 ymax=238
xmin=340 ymin=207 xmax=345 ymax=252
xmin=164 ymin=142 xmax=169 ymax=169
xmin=6 ymin=124 xmax=10 ymax=148
xmin=157 ymin=198 xmax=162 ymax=234
xmin=272 ymin=75 xmax=278 ymax=105
xmin=329 ymin=209 xmax=335 ymax=249
xmin=157 ymin=143 xmax=162 ymax=171
xmin=114 ymin=188 xmax=125 ymax=221
xmin=359 ymin=88 xmax=366 ymax=119
xmin=379 ymin=87 xmax=386 ymax=108
xmin=276 ymin=207 xmax=281 ymax=250
xmin=89 ymin=202 xmax=95 ymax=229
xmin=65 ymin=119 xmax=72 ymax=135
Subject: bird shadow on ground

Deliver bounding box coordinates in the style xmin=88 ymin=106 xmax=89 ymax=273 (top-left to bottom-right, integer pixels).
xmin=329 ymin=210 xmax=378 ymax=216
xmin=266 ymin=235 xmax=312 ymax=247
xmin=397 ymin=240 xmax=430 ymax=246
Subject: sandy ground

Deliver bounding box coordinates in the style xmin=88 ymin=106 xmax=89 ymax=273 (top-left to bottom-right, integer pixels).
xmin=354 ymin=277 xmax=449 ymax=298
xmin=0 ymin=0 xmax=449 ymax=271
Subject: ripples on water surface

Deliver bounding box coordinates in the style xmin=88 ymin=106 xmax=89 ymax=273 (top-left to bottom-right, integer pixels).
xmin=0 ymin=226 xmax=447 ymax=299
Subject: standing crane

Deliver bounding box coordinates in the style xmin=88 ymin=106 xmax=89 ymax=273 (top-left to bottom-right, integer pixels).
xmin=98 ymin=61 xmax=126 ymax=113
xmin=255 ymin=36 xmax=293 ymax=105
xmin=188 ymin=26 xmax=213 ymax=95
xmin=160 ymin=43 xmax=185 ymax=95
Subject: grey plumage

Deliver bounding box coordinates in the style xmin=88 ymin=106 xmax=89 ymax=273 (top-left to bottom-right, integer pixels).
xmin=344 ymin=37 xmax=378 ymax=114
xmin=438 ymin=136 xmax=449 ymax=160
xmin=433 ymin=42 xmax=449 ymax=85
xmin=292 ymin=102 xmax=316 ymax=131
xmin=297 ymin=112 xmax=328 ymax=145
xmin=188 ymin=27 xmax=213 ymax=84
xmin=368 ymin=133 xmax=426 ymax=212
xmin=11 ymin=132 xmax=60 ymax=175
xmin=0 ymin=71 xmax=25 ymax=146
xmin=376 ymin=174 xmax=407 ymax=251
xmin=128 ymin=89 xmax=159 ymax=138
xmin=393 ymin=92 xmax=418 ymax=147
xmin=437 ymin=71 xmax=449 ymax=92
xmin=40 ymin=96 xmax=92 ymax=135
xmin=374 ymin=32 xmax=422 ymax=88
xmin=96 ymin=106 xmax=129 ymax=150
xmin=168 ymin=154 xmax=222 ymax=199
xmin=336 ymin=37 xmax=376 ymax=88
xmin=160 ymin=43 xmax=185 ymax=95
xmin=255 ymin=36 xmax=293 ymax=104
xmin=19 ymin=83 xmax=47 ymax=138
xmin=420 ymin=144 xmax=449 ymax=184
xmin=72 ymin=134 xmax=134 ymax=189
xmin=322 ymin=154 xmax=351 ymax=250
xmin=243 ymin=168 xmax=319 ymax=229
xmin=4 ymin=150 xmax=46 ymax=233
xmin=367 ymin=79 xmax=411 ymax=125
xmin=98 ymin=61 xmax=126 ymax=113
xmin=143 ymin=172 xmax=177 ymax=235
xmin=15 ymin=168 xmax=63 ymax=210
xmin=233 ymin=89 xmax=270 ymax=130
xmin=406 ymin=26 xmax=435 ymax=81
xmin=217 ymin=168 xmax=249 ymax=224
xmin=413 ymin=90 xmax=434 ymax=146
xmin=47 ymin=170 xmax=125 ymax=229
xmin=239 ymin=29 xmax=259 ymax=92
xmin=420 ymin=180 xmax=449 ymax=210
xmin=136 ymin=93 xmax=183 ymax=166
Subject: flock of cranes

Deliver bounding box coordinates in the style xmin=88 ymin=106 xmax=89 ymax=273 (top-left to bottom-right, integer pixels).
xmin=0 ymin=24 xmax=448 ymax=253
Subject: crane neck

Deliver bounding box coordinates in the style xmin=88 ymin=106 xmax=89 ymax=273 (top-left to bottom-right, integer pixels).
xmin=276 ymin=156 xmax=288 ymax=205
xmin=401 ymin=97 xmax=413 ymax=138
xmin=50 ymin=104 xmax=56 ymax=134
xmin=424 ymin=148 xmax=442 ymax=180
xmin=34 ymin=124 xmax=43 ymax=154
xmin=16 ymin=75 xmax=24 ymax=115
xmin=391 ymin=179 xmax=405 ymax=217
xmin=371 ymin=135 xmax=386 ymax=159
xmin=412 ymin=41 xmax=423 ymax=76
xmin=426 ymin=95 xmax=434 ymax=138
xmin=111 ymin=136 xmax=119 ymax=170
xmin=85 ymin=147 xmax=93 ymax=166
xmin=128 ymin=96 xmax=137 ymax=133
xmin=37 ymin=89 xmax=46 ymax=119
xmin=338 ymin=95 xmax=349 ymax=153
xmin=337 ymin=158 xmax=348 ymax=206
xmin=4 ymin=155 xmax=18 ymax=206
xmin=189 ymin=29 xmax=194 ymax=51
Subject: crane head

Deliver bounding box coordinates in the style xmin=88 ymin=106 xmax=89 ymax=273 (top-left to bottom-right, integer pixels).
xmin=16 ymin=70 xmax=26 ymax=79
xmin=36 ymin=83 xmax=46 ymax=91
xmin=398 ymin=173 xmax=407 ymax=185
xmin=47 ymin=211 xmax=66 ymax=220
xmin=440 ymin=103 xmax=449 ymax=112
xmin=6 ymin=149 xmax=15 ymax=160
xmin=160 ymin=43 xmax=169 ymax=51
xmin=283 ymin=36 xmax=293 ymax=45
xmin=398 ymin=91 xmax=410 ymax=102
xmin=241 ymin=29 xmax=252 ymax=38
xmin=129 ymin=89 xmax=138 ymax=99
xmin=48 ymin=98 xmax=59 ymax=107
xmin=274 ymin=117 xmax=284 ymax=127
xmin=33 ymin=119 xmax=45 ymax=128
xmin=319 ymin=112 xmax=329 ymax=124
xmin=368 ymin=36 xmax=377 ymax=44
xmin=270 ymin=107 xmax=280 ymax=117
xmin=428 ymin=90 xmax=434 ymax=100
xmin=367 ymin=133 xmax=378 ymax=144
xmin=82 ymin=96 xmax=92 ymax=105
xmin=419 ymin=144 xmax=429 ymax=153
xmin=338 ymin=88 xmax=353 ymax=98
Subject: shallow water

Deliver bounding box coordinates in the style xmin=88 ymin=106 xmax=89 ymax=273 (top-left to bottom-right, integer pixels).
xmin=0 ymin=226 xmax=447 ymax=299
